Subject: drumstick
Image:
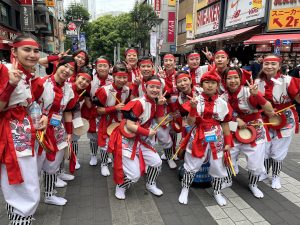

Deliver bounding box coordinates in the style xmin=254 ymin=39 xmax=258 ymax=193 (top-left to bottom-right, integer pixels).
xmin=275 ymin=104 xmax=295 ymax=114
xmin=154 ymin=114 xmax=170 ymax=130
xmin=109 ymin=90 xmax=121 ymax=104
xmin=251 ymin=122 xmax=276 ymax=126
xmin=228 ymin=156 xmax=236 ymax=177
xmin=79 ymin=90 xmax=86 ymax=97
xmin=171 ymin=146 xmax=181 ymax=160
xmin=40 ymin=131 xmax=45 ymax=142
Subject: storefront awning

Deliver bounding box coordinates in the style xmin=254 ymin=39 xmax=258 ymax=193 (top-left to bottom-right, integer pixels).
xmin=185 ymin=25 xmax=259 ymax=46
xmin=244 ymin=34 xmax=300 ymax=45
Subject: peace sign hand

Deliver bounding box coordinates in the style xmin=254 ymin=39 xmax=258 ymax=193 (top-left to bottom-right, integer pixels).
xmin=157 ymin=66 xmax=166 ymax=79
xmin=202 ymin=47 xmax=213 ymax=61
xmin=58 ymin=49 xmax=70 ymax=58
xmin=187 ymin=95 xmax=198 ymax=108
xmin=246 ymin=78 xmax=258 ymax=96
xmin=157 ymin=91 xmax=167 ymax=105
xmin=8 ymin=60 xmax=22 ymax=86
xmin=123 ymin=61 xmax=132 ymax=72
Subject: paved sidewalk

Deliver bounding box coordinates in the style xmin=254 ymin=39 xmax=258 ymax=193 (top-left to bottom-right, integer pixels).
xmin=1 ymin=134 xmax=300 ymax=225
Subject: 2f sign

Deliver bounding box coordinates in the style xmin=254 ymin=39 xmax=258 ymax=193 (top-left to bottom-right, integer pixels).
xmin=269 ymin=7 xmax=300 ymax=31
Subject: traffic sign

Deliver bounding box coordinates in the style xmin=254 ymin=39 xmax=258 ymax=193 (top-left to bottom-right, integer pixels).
xmin=282 ymin=40 xmax=292 ymax=45
xmin=275 ymin=39 xmax=281 ymax=47
xmin=68 ymin=22 xmax=76 ymax=31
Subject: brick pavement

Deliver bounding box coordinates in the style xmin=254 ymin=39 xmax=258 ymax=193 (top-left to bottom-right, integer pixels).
xmin=1 ymin=134 xmax=300 ymax=225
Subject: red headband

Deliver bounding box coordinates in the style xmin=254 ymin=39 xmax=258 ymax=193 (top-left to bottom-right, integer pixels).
xmin=96 ymin=58 xmax=109 ymax=65
xmin=113 ymin=71 xmax=128 ymax=77
xmin=263 ymin=57 xmax=282 ymax=63
xmin=146 ymin=80 xmax=161 ymax=86
xmin=125 ymin=49 xmax=138 ymax=56
xmin=187 ymin=53 xmax=200 ymax=59
xmin=164 ymin=54 xmax=175 ymax=60
xmin=13 ymin=40 xmax=39 ymax=48
xmin=176 ymin=73 xmax=190 ymax=81
xmin=227 ymin=70 xmax=239 ymax=77
xmin=77 ymin=52 xmax=86 ymax=58
xmin=215 ymin=50 xmax=229 ymax=58
xmin=78 ymin=73 xmax=92 ymax=81
xmin=139 ymin=59 xmax=153 ymax=66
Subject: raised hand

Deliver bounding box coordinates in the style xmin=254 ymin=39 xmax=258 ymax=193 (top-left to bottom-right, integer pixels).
xmin=246 ymin=78 xmax=258 ymax=96
xmin=157 ymin=66 xmax=166 ymax=78
xmin=8 ymin=60 xmax=22 ymax=86
xmin=149 ymin=128 xmax=157 ymax=137
xmin=123 ymin=61 xmax=132 ymax=72
xmin=58 ymin=49 xmax=70 ymax=58
xmin=157 ymin=91 xmax=167 ymax=105
xmin=202 ymin=47 xmax=213 ymax=61
xmin=187 ymin=95 xmax=198 ymax=108
xmin=115 ymin=103 xmax=125 ymax=111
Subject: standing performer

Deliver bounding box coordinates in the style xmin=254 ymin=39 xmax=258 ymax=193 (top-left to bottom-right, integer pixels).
xmin=256 ymin=54 xmax=300 ymax=189
xmin=124 ymin=48 xmax=139 ymax=84
xmin=0 ymin=35 xmax=47 ymax=224
xmin=81 ymin=56 xmax=113 ymax=166
xmin=94 ymin=62 xmax=131 ymax=177
xmin=187 ymin=52 xmax=210 ymax=87
xmin=178 ymin=68 xmax=233 ymax=206
xmin=222 ymin=67 xmax=274 ymax=198
xmin=32 ymin=56 xmax=78 ymax=206
xmin=108 ymin=76 xmax=166 ymax=200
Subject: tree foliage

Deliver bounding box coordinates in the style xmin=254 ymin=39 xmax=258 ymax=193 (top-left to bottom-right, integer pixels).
xmin=65 ymin=3 xmax=90 ymax=29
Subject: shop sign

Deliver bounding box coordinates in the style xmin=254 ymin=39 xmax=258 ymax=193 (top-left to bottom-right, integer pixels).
xmin=57 ymin=0 xmax=64 ymax=21
xmin=155 ymin=0 xmax=161 ymax=12
xmin=268 ymin=7 xmax=300 ymax=31
xmin=292 ymin=43 xmax=300 ymax=52
xmin=271 ymin=0 xmax=299 ymax=10
xmin=186 ymin=14 xmax=193 ymax=31
xmin=45 ymin=0 xmax=55 ymax=7
xmin=256 ymin=44 xmax=272 ymax=52
xmin=19 ymin=0 xmax=32 ymax=5
xmin=168 ymin=0 xmax=176 ymax=7
xmin=20 ymin=5 xmax=35 ymax=31
xmin=0 ymin=25 xmax=18 ymax=41
xmin=279 ymin=45 xmax=291 ymax=52
xmin=225 ymin=0 xmax=266 ymax=27
xmin=168 ymin=12 xmax=176 ymax=43
xmin=196 ymin=1 xmax=220 ymax=35
xmin=196 ymin=0 xmax=219 ymax=10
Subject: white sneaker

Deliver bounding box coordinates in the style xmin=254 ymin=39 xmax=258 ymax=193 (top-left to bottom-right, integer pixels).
xmin=55 ymin=177 xmax=67 ymax=188
xmin=221 ymin=181 xmax=232 ymax=190
xmin=271 ymin=176 xmax=281 ymax=189
xmin=249 ymin=184 xmax=264 ymax=198
xmin=107 ymin=157 xmax=112 ymax=164
xmin=75 ymin=160 xmax=81 ymax=170
xmin=89 ymin=155 xmax=98 ymax=166
xmin=101 ymin=164 xmax=110 ymax=177
xmin=160 ymin=153 xmax=167 ymax=160
xmin=178 ymin=187 xmax=189 ymax=204
xmin=146 ymin=183 xmax=163 ymax=196
xmin=59 ymin=172 xmax=74 ymax=181
xmin=115 ymin=185 xmax=126 ymax=200
xmin=214 ymin=192 xmax=227 ymax=206
xmin=44 ymin=195 xmax=67 ymax=206
xmin=259 ymin=173 xmax=268 ymax=181
xmin=167 ymin=159 xmax=177 ymax=169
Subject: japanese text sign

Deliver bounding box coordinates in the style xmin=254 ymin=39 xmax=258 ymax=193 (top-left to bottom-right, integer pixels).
xmin=268 ymin=7 xmax=300 ymax=31
xmin=168 ymin=12 xmax=176 ymax=43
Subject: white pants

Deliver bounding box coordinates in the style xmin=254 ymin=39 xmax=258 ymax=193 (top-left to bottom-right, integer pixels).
xmin=37 ymin=147 xmax=65 ymax=175
xmin=230 ymin=143 xmax=265 ymax=176
xmin=122 ymin=144 xmax=162 ymax=183
xmin=156 ymin=126 xmax=173 ymax=149
xmin=265 ymin=131 xmax=292 ymax=161
xmin=184 ymin=146 xmax=228 ymax=178
xmin=1 ymin=155 xmax=40 ymax=217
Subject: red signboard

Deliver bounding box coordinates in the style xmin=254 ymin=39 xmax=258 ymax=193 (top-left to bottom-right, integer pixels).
xmin=168 ymin=12 xmax=175 ymax=43
xmin=256 ymin=44 xmax=272 ymax=52
xmin=68 ymin=22 xmax=76 ymax=31
xmin=19 ymin=0 xmax=32 ymax=5
xmin=155 ymin=0 xmax=161 ymax=12
xmin=292 ymin=43 xmax=300 ymax=52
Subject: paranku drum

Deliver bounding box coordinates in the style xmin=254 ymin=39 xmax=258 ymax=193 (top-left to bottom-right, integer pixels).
xmin=235 ymin=126 xmax=257 ymax=144
xmin=107 ymin=122 xmax=120 ymax=136
xmin=73 ymin=118 xmax=90 ymax=136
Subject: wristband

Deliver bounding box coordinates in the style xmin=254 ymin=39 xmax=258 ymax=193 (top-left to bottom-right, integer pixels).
xmin=224 ymin=134 xmax=233 ymax=146
xmin=189 ymin=107 xmax=197 ymax=117
xmin=0 ymin=82 xmax=17 ymax=102
xmin=47 ymin=55 xmax=60 ymax=62
xmin=256 ymin=93 xmax=267 ymax=106
xmin=156 ymin=104 xmax=164 ymax=117
xmin=65 ymin=122 xmax=73 ymax=134
xmin=105 ymin=106 xmax=117 ymax=114
xmin=137 ymin=126 xmax=150 ymax=136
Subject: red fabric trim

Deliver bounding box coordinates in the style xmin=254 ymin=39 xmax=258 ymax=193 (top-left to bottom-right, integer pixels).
xmin=176 ymin=73 xmax=190 ymax=81
xmin=78 ymin=73 xmax=92 ymax=81
xmin=146 ymin=80 xmax=161 ymax=86
xmin=215 ymin=50 xmax=228 ymax=58
xmin=113 ymin=71 xmax=128 ymax=77
xmin=96 ymin=58 xmax=109 ymax=65
xmin=187 ymin=53 xmax=200 ymax=59
xmin=263 ymin=57 xmax=282 ymax=63
xmin=156 ymin=104 xmax=164 ymax=118
xmin=105 ymin=106 xmax=117 ymax=114
xmin=0 ymin=82 xmax=16 ymax=102
xmin=13 ymin=40 xmax=39 ymax=48
xmin=47 ymin=55 xmax=59 ymax=62
xmin=189 ymin=107 xmax=197 ymax=117
xmin=137 ymin=126 xmax=150 ymax=136
xmin=65 ymin=122 xmax=73 ymax=134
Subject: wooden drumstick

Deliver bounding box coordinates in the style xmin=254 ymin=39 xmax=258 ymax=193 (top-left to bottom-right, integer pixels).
xmin=79 ymin=90 xmax=86 ymax=97
xmin=228 ymin=156 xmax=236 ymax=177
xmin=171 ymin=146 xmax=181 ymax=160
xmin=154 ymin=114 xmax=170 ymax=130
xmin=275 ymin=104 xmax=295 ymax=114
xmin=251 ymin=122 xmax=276 ymax=126
xmin=40 ymin=131 xmax=45 ymax=142
xmin=109 ymin=90 xmax=121 ymax=104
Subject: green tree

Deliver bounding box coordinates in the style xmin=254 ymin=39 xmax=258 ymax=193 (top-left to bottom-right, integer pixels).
xmin=130 ymin=1 xmax=158 ymax=50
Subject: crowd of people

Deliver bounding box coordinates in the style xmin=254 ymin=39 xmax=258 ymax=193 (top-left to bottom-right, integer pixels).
xmin=1 ymin=34 xmax=300 ymax=224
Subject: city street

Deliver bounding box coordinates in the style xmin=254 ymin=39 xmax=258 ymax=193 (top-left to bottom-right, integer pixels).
xmin=1 ymin=134 xmax=300 ymax=225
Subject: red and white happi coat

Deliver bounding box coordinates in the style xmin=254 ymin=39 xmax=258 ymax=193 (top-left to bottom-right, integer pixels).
xmin=189 ymin=65 xmax=210 ymax=87
xmin=95 ymin=83 xmax=130 ymax=146
xmin=0 ymin=64 xmax=35 ymax=184
xmin=221 ymin=86 xmax=268 ymax=146
xmin=81 ymin=73 xmax=113 ymax=132
xmin=182 ymin=92 xmax=232 ymax=160
xmin=255 ymin=73 xmax=299 ymax=138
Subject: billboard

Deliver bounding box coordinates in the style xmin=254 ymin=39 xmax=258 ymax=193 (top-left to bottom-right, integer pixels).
xmin=196 ymin=1 xmax=220 ymax=35
xmin=168 ymin=12 xmax=176 ymax=43
xmin=20 ymin=1 xmax=35 ymax=31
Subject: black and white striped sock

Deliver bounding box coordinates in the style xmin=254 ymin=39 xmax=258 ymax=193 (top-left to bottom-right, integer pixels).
xmin=72 ymin=140 xmax=79 ymax=156
xmin=146 ymin=166 xmax=161 ymax=185
xmin=90 ymin=140 xmax=98 ymax=156
xmin=272 ymin=160 xmax=283 ymax=176
xmin=100 ymin=150 xmax=108 ymax=165
xmin=164 ymin=148 xmax=173 ymax=160
xmin=6 ymin=205 xmax=33 ymax=225
xmin=264 ymin=158 xmax=272 ymax=174
xmin=44 ymin=172 xmax=56 ymax=197
xmin=181 ymin=170 xmax=196 ymax=188
xmin=224 ymin=168 xmax=232 ymax=183
xmin=248 ymin=172 xmax=259 ymax=185
xmin=119 ymin=176 xmax=132 ymax=189
xmin=212 ymin=177 xmax=223 ymax=194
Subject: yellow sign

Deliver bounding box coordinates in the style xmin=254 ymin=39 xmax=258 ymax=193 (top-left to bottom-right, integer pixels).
xmin=168 ymin=0 xmax=176 ymax=6
xmin=186 ymin=14 xmax=193 ymax=31
xmin=252 ymin=0 xmax=262 ymax=9
xmin=45 ymin=0 xmax=55 ymax=7
xmin=268 ymin=7 xmax=300 ymax=31
xmin=196 ymin=0 xmax=208 ymax=10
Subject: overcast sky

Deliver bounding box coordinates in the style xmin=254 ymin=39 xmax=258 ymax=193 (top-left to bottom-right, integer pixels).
xmin=64 ymin=0 xmax=137 ymax=13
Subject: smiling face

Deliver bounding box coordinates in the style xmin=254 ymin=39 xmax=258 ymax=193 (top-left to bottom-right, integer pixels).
xmin=114 ymin=75 xmax=128 ymax=89
xmin=126 ymin=52 xmax=138 ymax=67
xmin=76 ymin=75 xmax=91 ymax=90
xmin=226 ymin=73 xmax=241 ymax=93
xmin=12 ymin=39 xmax=40 ymax=70
xmin=96 ymin=63 xmax=110 ymax=78
xmin=139 ymin=63 xmax=153 ymax=79
xmin=55 ymin=63 xmax=75 ymax=82
xmin=201 ymin=80 xmax=218 ymax=96
xmin=163 ymin=58 xmax=176 ymax=71
xmin=215 ymin=54 xmax=229 ymax=72
xmin=176 ymin=77 xmax=192 ymax=94
xmin=74 ymin=53 xmax=86 ymax=68
xmin=146 ymin=82 xmax=161 ymax=99
xmin=262 ymin=56 xmax=281 ymax=78
xmin=187 ymin=56 xmax=200 ymax=69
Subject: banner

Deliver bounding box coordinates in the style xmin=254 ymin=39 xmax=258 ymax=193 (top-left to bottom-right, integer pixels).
xmin=168 ymin=12 xmax=176 ymax=43
xmin=57 ymin=0 xmax=64 ymax=21
xmin=20 ymin=1 xmax=35 ymax=31
xmin=155 ymin=0 xmax=161 ymax=12
xmin=168 ymin=0 xmax=176 ymax=6
xmin=150 ymin=32 xmax=157 ymax=57
xmin=186 ymin=14 xmax=193 ymax=31
xmin=225 ymin=0 xmax=266 ymax=27
xmin=196 ymin=2 xmax=220 ymax=35
xmin=79 ymin=33 xmax=87 ymax=51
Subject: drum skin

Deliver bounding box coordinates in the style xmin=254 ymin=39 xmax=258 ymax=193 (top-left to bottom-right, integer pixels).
xmin=235 ymin=126 xmax=257 ymax=144
xmin=267 ymin=114 xmax=287 ymax=130
xmin=107 ymin=122 xmax=120 ymax=136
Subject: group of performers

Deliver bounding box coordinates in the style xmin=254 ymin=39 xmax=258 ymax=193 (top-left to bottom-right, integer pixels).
xmin=1 ymin=34 xmax=299 ymax=224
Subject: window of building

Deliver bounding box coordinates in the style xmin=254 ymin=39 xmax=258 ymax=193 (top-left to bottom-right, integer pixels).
xmin=0 ymin=2 xmax=11 ymax=26
xmin=178 ymin=19 xmax=186 ymax=34
xmin=15 ymin=10 xmax=21 ymax=30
